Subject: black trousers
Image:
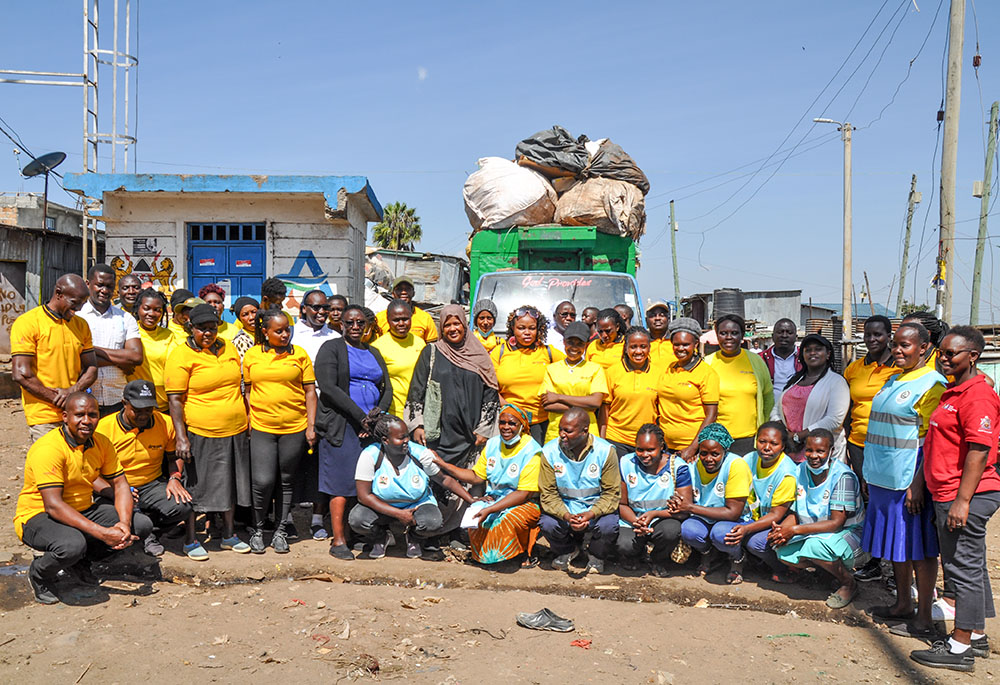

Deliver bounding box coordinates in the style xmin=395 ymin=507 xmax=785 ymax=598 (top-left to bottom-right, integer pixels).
xmin=348 ymin=502 xmax=443 ymax=541
xmin=21 ymin=501 xmax=153 ymax=579
xmin=249 ymin=429 xmax=306 ymax=527
xmin=617 ymin=517 xmax=682 ymax=562
xmin=729 ymin=436 xmax=756 ymax=457
xmin=133 ymin=478 xmax=193 ymax=530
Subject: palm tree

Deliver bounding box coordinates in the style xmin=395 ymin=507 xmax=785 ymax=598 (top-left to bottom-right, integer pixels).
xmin=372 ymin=202 xmax=422 ymax=251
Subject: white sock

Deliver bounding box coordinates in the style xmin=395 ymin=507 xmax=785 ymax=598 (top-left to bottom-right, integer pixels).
xmin=285 ymin=512 xmax=294 ymax=523
xmin=949 ymin=637 xmax=970 ymax=654
xmin=311 ymin=514 xmax=323 ymax=526
xmin=971 ymin=632 xmax=986 ymax=640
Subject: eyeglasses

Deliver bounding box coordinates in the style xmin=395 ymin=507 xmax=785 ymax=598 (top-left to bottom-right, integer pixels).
xmin=305 ymin=303 xmax=330 ymax=311
xmin=343 ymin=319 xmax=366 ymax=328
xmin=939 ymin=348 xmax=973 ymax=359
xmin=515 ymin=307 xmax=540 ymax=319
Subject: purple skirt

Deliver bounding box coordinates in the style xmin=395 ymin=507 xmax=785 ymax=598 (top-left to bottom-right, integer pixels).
xmin=862 ymin=485 xmax=939 ymax=562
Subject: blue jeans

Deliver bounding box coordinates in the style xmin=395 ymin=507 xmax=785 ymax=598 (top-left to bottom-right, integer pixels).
xmin=680 ymin=517 xmax=740 ymax=555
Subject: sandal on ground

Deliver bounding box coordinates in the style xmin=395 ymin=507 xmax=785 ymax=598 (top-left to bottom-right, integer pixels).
xmin=726 ymin=557 xmax=744 ymax=585
xmin=183 ymin=541 xmax=209 ymax=561
xmin=696 ymin=550 xmax=720 ymax=577
xmin=520 ymin=555 xmax=539 ymax=569
xmin=870 ymin=605 xmax=916 ymax=622
xmin=770 ymin=570 xmax=798 ymax=584
xmin=826 ymin=586 xmax=858 ymax=609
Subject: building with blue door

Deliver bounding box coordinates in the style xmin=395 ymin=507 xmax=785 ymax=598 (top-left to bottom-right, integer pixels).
xmin=63 ymin=174 xmax=382 ymax=318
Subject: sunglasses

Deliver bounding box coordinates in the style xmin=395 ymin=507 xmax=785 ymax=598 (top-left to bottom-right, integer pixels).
xmin=344 ymin=319 xmax=366 ymax=328
xmin=515 ymin=307 xmax=541 ymax=319
xmin=305 ymin=303 xmax=330 ymax=311
xmin=939 ymin=348 xmax=973 ymax=359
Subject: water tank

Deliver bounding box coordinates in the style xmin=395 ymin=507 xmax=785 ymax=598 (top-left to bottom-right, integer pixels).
xmin=713 ymin=288 xmax=745 ymax=320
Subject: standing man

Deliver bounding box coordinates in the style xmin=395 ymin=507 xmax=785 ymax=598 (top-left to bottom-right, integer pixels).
xmin=760 ymin=318 xmax=801 ymax=399
xmin=78 ymin=264 xmax=143 ymax=417
xmin=614 ymin=304 xmax=635 ymax=327
xmin=581 ymin=307 xmax=600 ymax=341
xmin=15 ymin=392 xmax=147 ymax=604
xmin=11 ymin=274 xmax=98 ymax=442
xmin=115 ymin=274 xmax=142 ymax=316
xmin=548 ymin=301 xmax=577 ymax=354
xmin=372 ymin=299 xmax=426 ymax=418
xmin=538 ymin=408 xmax=621 ymax=575
xmin=292 ymin=289 xmax=339 ymax=539
xmin=645 ymin=301 xmax=678 ymax=374
xmin=327 ymin=294 xmax=347 ymax=335
xmin=375 ymin=277 xmax=438 ymax=342
xmin=95 ymin=379 xmax=193 ymax=557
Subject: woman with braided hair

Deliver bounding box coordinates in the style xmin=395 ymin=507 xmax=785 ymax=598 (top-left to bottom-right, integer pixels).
xmin=587 ymin=308 xmax=627 ymax=370
xmin=350 ymin=414 xmax=473 ymax=559
xmin=127 ymin=288 xmax=176 ymax=411
xmin=599 ymin=327 xmax=658 ymax=457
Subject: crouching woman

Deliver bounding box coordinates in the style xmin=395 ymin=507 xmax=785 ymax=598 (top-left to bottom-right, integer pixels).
xmin=350 ymin=415 xmax=474 ymax=560
xmin=769 ymin=428 xmax=866 ymax=609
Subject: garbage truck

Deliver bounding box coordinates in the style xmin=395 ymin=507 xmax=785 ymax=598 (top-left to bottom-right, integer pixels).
xmin=468 ymin=224 xmax=643 ymax=328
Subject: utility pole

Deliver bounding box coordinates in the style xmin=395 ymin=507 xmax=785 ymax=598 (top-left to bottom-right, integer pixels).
xmin=669 ymin=200 xmax=680 ymax=318
xmin=971 ymin=101 xmax=999 ymax=325
xmin=937 ymin=0 xmax=965 ymax=322
xmin=842 ymin=123 xmax=854 ymax=363
xmin=896 ymin=174 xmax=919 ymax=316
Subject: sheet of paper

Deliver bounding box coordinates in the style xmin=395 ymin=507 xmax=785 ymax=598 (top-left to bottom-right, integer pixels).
xmin=460 ymin=500 xmax=490 ymax=529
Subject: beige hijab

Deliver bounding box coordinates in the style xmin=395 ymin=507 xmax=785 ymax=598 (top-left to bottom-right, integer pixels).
xmin=434 ymin=305 xmax=499 ymax=390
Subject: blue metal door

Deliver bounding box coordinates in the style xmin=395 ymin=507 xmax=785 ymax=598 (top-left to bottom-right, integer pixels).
xmin=187 ymin=222 xmax=265 ymax=323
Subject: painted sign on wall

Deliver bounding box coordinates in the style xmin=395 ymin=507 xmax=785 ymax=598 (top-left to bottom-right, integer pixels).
xmin=276 ymin=250 xmax=337 ymax=312
xmin=0 ymin=272 xmax=27 ymax=356
xmin=109 ymin=236 xmax=178 ymax=296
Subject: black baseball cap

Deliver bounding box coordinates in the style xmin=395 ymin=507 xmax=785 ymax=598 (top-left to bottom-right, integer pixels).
xmin=170 ymin=288 xmax=194 ymax=308
xmin=122 ymin=379 xmax=158 ymax=409
xmin=563 ymin=321 xmax=592 ymax=342
xmin=188 ymin=303 xmax=220 ymax=325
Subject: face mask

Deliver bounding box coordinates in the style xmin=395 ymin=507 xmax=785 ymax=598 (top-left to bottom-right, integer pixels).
xmin=806 ymin=461 xmax=829 ymax=476
xmin=502 ymin=434 xmax=521 ymax=447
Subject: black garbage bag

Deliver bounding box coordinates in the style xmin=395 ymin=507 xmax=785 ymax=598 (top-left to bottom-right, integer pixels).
xmin=514 ymin=125 xmax=590 ymax=178
xmin=582 ymin=139 xmax=650 ymax=195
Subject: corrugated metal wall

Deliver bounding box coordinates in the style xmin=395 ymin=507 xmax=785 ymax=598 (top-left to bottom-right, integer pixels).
xmin=0 ymin=225 xmax=102 ymax=308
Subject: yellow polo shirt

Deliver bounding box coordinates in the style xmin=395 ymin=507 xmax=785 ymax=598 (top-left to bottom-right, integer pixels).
xmin=9 ymin=306 xmax=94 ymax=426
xmin=216 ymin=320 xmax=238 ymax=341
xmin=491 ymin=342 xmax=565 ymax=425
xmin=168 ymin=319 xmax=188 ymax=347
xmin=128 ymin=324 xmax=176 ymax=411
xmin=165 ymin=340 xmax=248 ymax=438
xmin=473 ymin=328 xmax=501 ymax=352
xmin=656 ymin=359 xmax=721 ymax=450
xmin=586 ymin=339 xmax=624 ymax=370
xmin=242 ymin=344 xmax=315 ymax=433
xmin=95 ymin=410 xmax=176 ymax=487
xmin=843 ymin=357 xmax=897 ymax=446
xmin=603 ymin=360 xmax=658 ymax=446
xmin=375 ymin=305 xmax=439 ymax=343
xmin=649 ymin=337 xmax=679 ymax=375
xmin=14 ymin=428 xmax=124 ymax=539
xmin=539 ymin=359 xmax=608 ymax=443
xmin=695 ymin=457 xmax=752 ymax=499
xmin=371 ymin=332 xmax=426 ymax=418
xmin=706 ymin=351 xmax=759 ymax=439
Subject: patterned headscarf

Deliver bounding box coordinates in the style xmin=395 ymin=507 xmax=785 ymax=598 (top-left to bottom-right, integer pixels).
xmin=499 ymin=403 xmax=532 ymax=433
xmin=697 ymin=422 xmax=734 ymax=450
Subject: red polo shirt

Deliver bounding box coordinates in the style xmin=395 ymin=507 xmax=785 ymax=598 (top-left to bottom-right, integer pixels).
xmin=924 ymin=374 xmax=1000 ymax=502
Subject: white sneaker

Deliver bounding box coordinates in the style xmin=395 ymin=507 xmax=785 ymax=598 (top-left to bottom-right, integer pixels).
xmin=931 ymin=598 xmax=956 ymax=622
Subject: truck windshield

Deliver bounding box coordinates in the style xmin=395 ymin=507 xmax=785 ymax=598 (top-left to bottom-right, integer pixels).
xmin=475 ymin=272 xmax=641 ymax=332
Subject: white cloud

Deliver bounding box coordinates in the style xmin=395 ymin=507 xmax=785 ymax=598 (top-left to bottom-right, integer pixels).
xmin=417 ymin=66 xmax=428 ymax=82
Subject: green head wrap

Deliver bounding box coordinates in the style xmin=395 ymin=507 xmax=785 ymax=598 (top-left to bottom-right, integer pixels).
xmin=697 ymin=422 xmax=734 ymax=450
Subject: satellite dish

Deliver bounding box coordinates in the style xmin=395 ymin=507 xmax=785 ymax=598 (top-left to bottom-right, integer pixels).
xmin=21 ymin=151 xmax=66 ymax=178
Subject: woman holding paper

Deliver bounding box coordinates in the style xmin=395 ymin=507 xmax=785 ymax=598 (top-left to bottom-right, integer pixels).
xmin=433 ymin=403 xmax=543 ymax=568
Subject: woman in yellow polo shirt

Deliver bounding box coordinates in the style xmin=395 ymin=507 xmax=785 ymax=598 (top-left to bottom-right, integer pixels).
xmin=600 ymin=327 xmax=658 ymax=457
xmin=199 ymin=283 xmax=238 ymax=341
xmin=656 ymin=317 xmax=720 ymax=462
xmin=472 ymin=299 xmax=501 ymax=352
xmin=128 ymin=289 xmax=176 ymax=411
xmin=586 ymin=308 xmax=627 ymax=370
xmin=490 ymin=305 xmax=565 ymax=443
xmin=539 ymin=321 xmax=607 ymax=444
xmin=704 ymin=314 xmax=774 ymax=456
xmin=165 ymin=303 xmax=251 ymax=556
xmin=242 ymin=309 xmax=317 ymax=554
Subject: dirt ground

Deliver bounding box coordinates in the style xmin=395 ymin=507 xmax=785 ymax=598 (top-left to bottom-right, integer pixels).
xmin=1 ymin=399 xmax=999 ymax=683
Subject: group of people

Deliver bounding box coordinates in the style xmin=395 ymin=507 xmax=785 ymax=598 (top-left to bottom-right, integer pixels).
xmin=9 ymin=269 xmax=998 ymax=673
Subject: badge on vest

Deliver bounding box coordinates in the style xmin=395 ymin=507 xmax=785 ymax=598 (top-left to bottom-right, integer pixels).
xmin=487 ymin=457 xmax=497 ymax=470
xmin=658 ymin=474 xmax=671 ymax=485
xmin=377 ymin=475 xmax=390 ymax=487
xmin=507 ymin=463 xmax=520 ymax=477
xmin=796 ymin=485 xmax=806 ymax=498
xmin=714 ymin=481 xmax=725 ymax=496
xmin=553 ymin=463 xmax=566 ymax=476
xmin=896 ymin=390 xmax=912 ymax=404
xmin=588 ymin=463 xmax=599 ymax=476
xmin=822 ymin=489 xmax=831 ymax=501
xmin=411 ymin=474 xmax=423 ymax=487
xmin=627 ymin=473 xmax=638 ymax=486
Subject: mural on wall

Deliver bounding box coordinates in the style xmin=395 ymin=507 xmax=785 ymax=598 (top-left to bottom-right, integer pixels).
xmin=0 ymin=272 xmax=26 ymax=356
xmin=276 ymin=249 xmax=336 ymax=311
xmin=111 ymin=237 xmax=177 ymax=296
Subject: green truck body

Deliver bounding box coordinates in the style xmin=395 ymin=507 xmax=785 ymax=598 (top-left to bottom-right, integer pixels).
xmin=468 ymin=225 xmax=637 ymax=301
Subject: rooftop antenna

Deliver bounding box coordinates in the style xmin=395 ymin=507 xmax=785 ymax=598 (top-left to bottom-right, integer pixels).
xmin=22 ymin=152 xmax=67 ymax=232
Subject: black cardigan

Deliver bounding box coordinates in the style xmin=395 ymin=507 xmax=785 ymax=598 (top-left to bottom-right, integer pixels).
xmin=314 ymin=337 xmax=391 ymax=447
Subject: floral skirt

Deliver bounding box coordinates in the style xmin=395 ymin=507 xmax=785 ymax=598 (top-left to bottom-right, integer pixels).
xmin=469 ymin=502 xmax=540 ymax=564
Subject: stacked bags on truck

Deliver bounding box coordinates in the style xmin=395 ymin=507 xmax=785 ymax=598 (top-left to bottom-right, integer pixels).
xmin=462 ymin=125 xmax=648 ymax=240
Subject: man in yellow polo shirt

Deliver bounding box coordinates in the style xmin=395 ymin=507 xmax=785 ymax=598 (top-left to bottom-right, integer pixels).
xmin=371 ymin=299 xmax=426 ymax=418
xmin=15 ymin=393 xmax=148 ymax=605
xmin=375 ymin=277 xmax=438 ymax=342
xmin=11 ymin=274 xmax=99 ymax=443
xmin=95 ymin=379 xmax=193 ymax=557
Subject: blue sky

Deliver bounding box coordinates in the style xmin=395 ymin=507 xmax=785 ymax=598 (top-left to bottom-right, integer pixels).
xmin=2 ymin=1 xmax=999 ymax=323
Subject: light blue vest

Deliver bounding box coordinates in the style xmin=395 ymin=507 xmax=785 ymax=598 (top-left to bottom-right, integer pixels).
xmin=481 ymin=434 xmax=542 ymax=501
xmin=689 ymin=452 xmax=741 ymax=516
xmin=619 ymin=452 xmax=684 ymax=528
xmin=792 ymin=460 xmax=864 ymax=536
xmin=543 ymin=436 xmax=612 ymax=515
xmin=743 ymin=451 xmax=797 ymax=520
xmin=863 ymin=369 xmax=946 ymax=491
xmin=370 ymin=442 xmax=437 ymax=510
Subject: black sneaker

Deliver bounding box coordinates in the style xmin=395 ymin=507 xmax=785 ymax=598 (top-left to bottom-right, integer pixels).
xmin=284 ymin=521 xmax=299 ymax=540
xmin=910 ymin=641 xmax=975 ymax=672
xmin=28 ymin=561 xmax=59 ymax=604
xmin=70 ymin=560 xmax=100 ymax=587
xmin=249 ymin=527 xmax=266 ymax=554
xmin=271 ymin=529 xmax=289 ymax=554
xmin=854 ymin=558 xmax=883 ymax=582
xmin=143 ymin=533 xmax=165 ymax=557
xmin=972 ymin=636 xmax=990 ymax=659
